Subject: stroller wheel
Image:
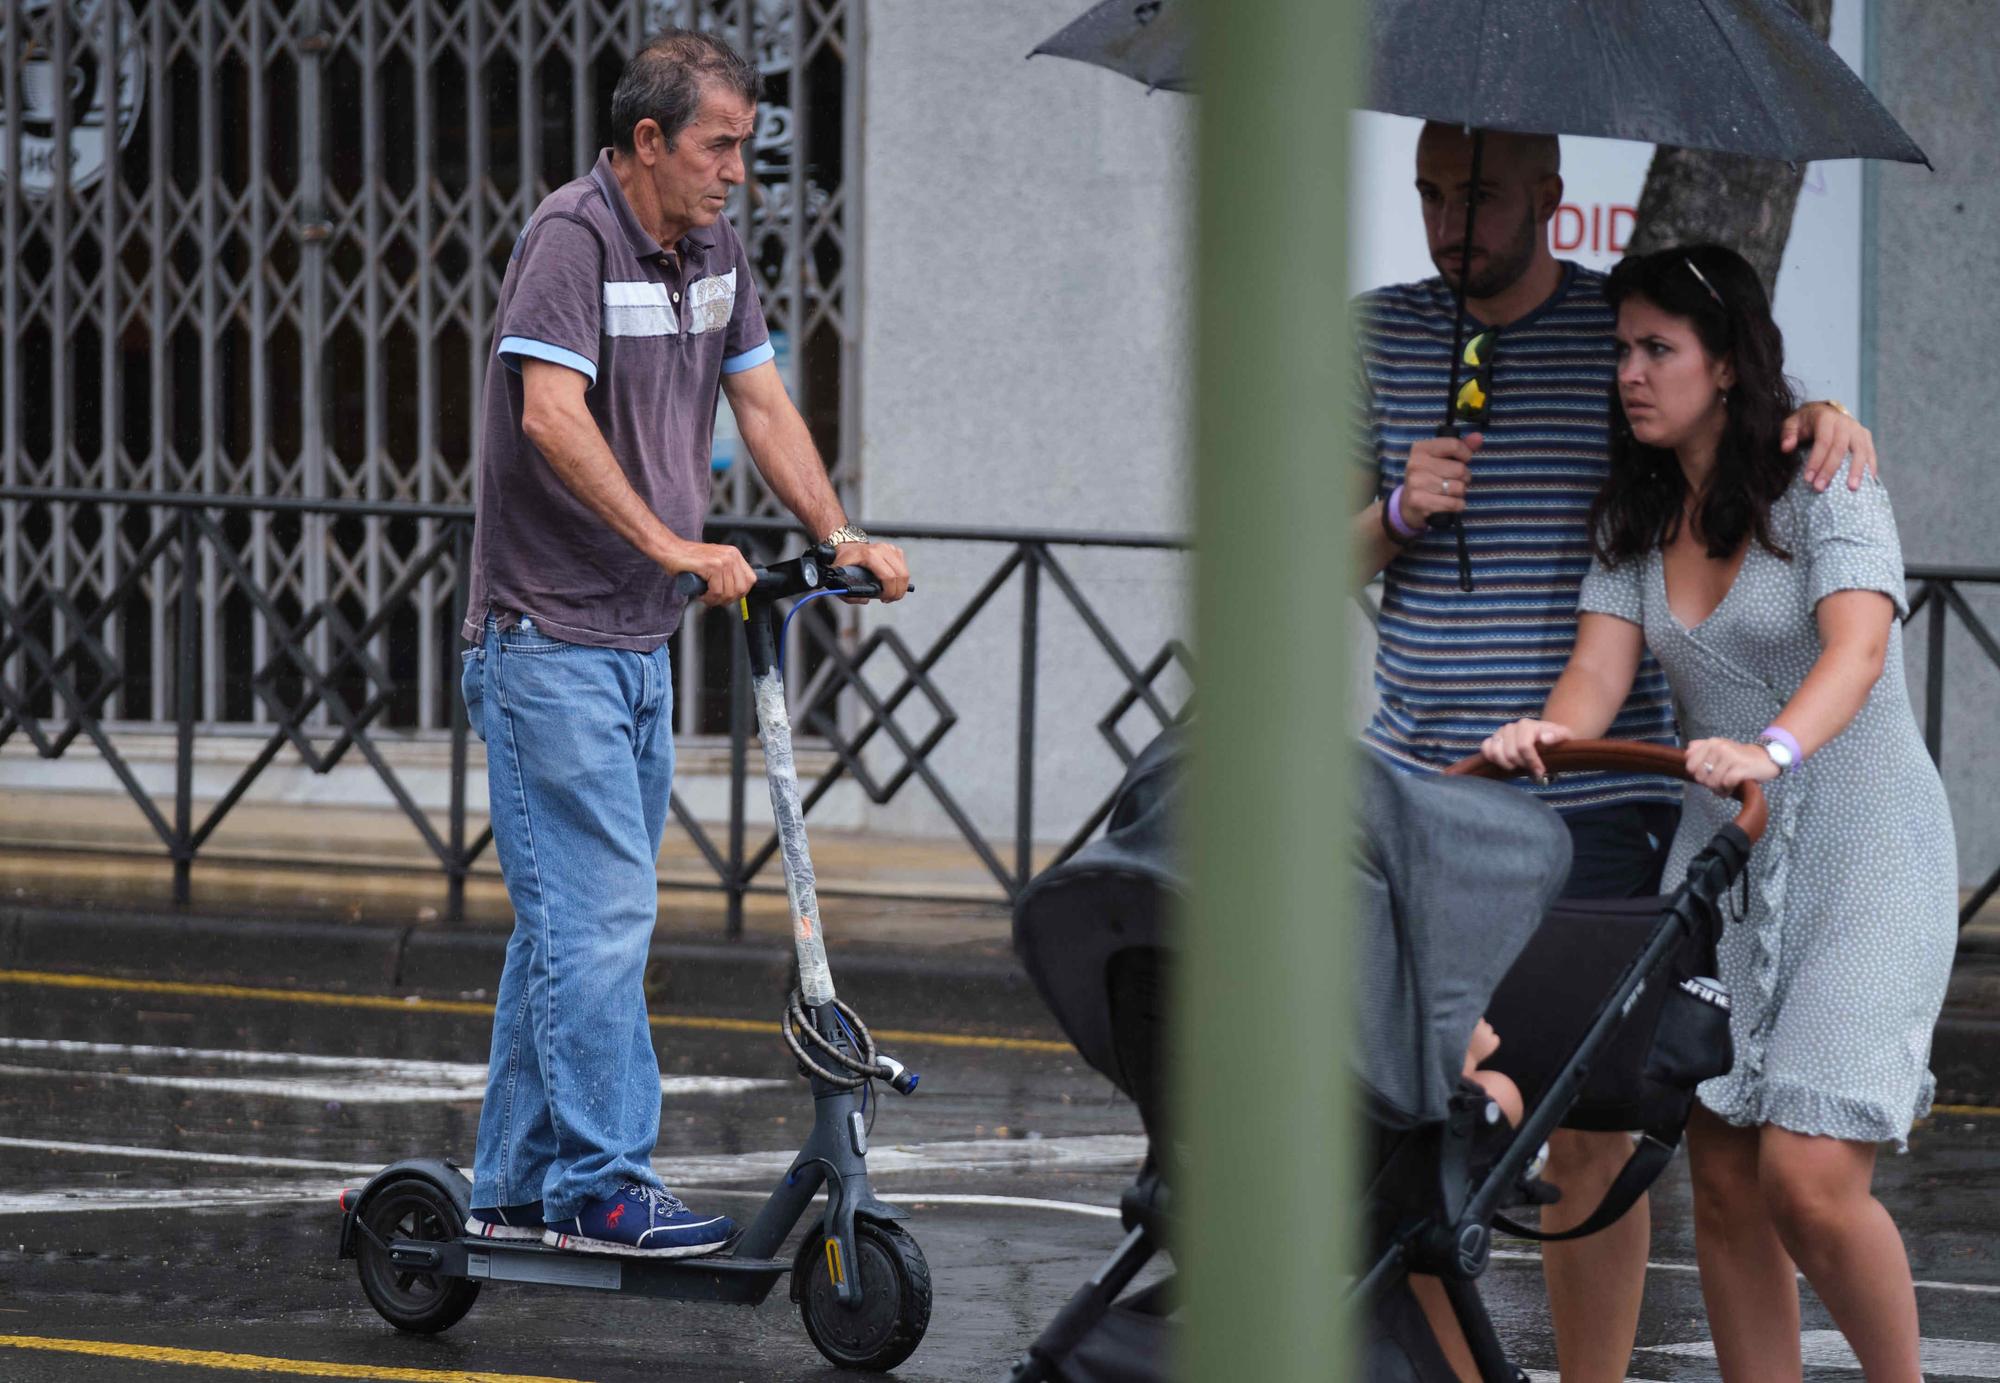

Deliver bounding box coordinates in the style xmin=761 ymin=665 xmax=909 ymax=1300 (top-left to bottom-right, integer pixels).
xmin=796 ymin=1220 xmax=932 ymax=1371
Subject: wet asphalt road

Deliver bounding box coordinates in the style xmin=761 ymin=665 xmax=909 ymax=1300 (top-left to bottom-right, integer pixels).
xmin=0 ymin=964 xmax=1149 ymax=1383
xmin=2 ymin=964 xmax=2000 ymax=1381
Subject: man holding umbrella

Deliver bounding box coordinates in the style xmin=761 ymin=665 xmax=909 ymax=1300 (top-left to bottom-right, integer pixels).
xmin=1349 ymin=120 xmax=1876 ymax=1381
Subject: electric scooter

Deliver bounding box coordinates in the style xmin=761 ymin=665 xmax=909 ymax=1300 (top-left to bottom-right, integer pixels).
xmin=336 ymin=547 xmax=932 ymax=1372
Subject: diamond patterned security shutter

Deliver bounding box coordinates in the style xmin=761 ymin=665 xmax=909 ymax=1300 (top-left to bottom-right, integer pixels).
xmin=0 ymin=0 xmax=857 ymax=732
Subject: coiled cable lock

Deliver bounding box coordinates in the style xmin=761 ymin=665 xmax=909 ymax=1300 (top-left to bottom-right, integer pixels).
xmin=782 ymin=990 xmax=919 ymax=1095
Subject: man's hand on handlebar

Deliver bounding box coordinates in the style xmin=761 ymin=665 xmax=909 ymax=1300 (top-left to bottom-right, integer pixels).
xmin=833 ymin=539 xmax=911 ymax=603
xmin=671 ymin=541 xmax=758 ymax=607
xmin=1480 ymin=718 xmax=1574 ymax=780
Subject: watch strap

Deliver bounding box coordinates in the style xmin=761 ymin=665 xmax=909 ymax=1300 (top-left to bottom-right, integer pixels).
xmin=1757 ymin=725 xmax=1802 ymax=772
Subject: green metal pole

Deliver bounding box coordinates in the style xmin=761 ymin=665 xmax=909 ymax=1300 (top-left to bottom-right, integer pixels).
xmin=1181 ymin=0 xmax=1359 ymax=1377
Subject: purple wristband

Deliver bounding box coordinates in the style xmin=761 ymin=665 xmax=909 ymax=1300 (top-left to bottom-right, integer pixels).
xmin=1385 ymin=484 xmax=1422 ymax=540
xmin=1759 ymin=724 xmax=1804 ymax=769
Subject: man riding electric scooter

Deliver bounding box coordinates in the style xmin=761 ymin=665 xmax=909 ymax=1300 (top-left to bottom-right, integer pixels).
xmin=455 ymin=27 xmax=909 ymax=1258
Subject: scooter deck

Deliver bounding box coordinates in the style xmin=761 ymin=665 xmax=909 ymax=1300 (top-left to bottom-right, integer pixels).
xmin=390 ymin=1235 xmax=791 ymax=1306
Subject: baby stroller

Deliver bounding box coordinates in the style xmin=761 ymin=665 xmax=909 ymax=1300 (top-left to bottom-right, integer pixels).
xmin=1005 ymin=726 xmax=1182 ymax=1383
xmin=1008 ymin=734 xmax=1767 ymax=1382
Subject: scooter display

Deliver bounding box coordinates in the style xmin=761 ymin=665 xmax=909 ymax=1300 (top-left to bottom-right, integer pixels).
xmin=336 ymin=547 xmax=932 ymax=1372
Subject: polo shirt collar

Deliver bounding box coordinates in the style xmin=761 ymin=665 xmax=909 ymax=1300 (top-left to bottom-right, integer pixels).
xmin=591 ymin=148 xmax=719 ymax=265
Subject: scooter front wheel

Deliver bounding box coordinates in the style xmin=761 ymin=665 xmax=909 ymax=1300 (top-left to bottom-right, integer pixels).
xmin=797 ymin=1220 xmax=932 ymax=1371
xmin=354 ymin=1175 xmax=481 ymax=1334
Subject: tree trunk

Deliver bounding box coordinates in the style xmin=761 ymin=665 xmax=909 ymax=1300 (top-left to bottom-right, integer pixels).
xmin=1624 ymin=0 xmax=1834 ymax=295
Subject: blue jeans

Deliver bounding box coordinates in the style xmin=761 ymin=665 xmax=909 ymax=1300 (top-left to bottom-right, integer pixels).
xmin=461 ymin=615 xmax=675 ymax=1220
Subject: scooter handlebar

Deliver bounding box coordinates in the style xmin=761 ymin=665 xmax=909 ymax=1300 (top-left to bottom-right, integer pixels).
xmin=672 ymin=552 xmax=909 ymax=603
xmin=672 ymin=566 xmax=793 ymax=601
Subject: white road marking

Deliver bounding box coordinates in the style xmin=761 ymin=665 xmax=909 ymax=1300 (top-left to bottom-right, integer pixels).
xmin=686 ymin=1185 xmax=1124 ymax=1218
xmin=1495 ymin=1246 xmax=2000 ymax=1298
xmin=0 ymin=1182 xmax=351 ymax=1215
xmin=0 ymin=1136 xmax=377 ymax=1175
xmin=0 ymin=1037 xmax=779 ymax=1103
xmin=0 ymin=1131 xmax=1148 ymax=1213
xmin=1492 ymin=1247 xmax=1698 ymax=1277
xmin=1645 ymin=1330 xmax=2000 ymax=1378
xmin=0 ymin=1179 xmax=1127 ymax=1222
xmin=653 ymin=1133 xmax=1149 ymax=1185
xmin=862 ymin=1192 xmax=1122 ymax=1219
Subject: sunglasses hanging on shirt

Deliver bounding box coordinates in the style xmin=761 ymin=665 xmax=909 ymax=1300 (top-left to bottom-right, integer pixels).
xmin=1430 ymin=327 xmax=1494 ymax=593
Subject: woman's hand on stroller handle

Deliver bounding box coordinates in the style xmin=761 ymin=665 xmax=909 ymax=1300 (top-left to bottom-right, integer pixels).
xmin=1448 ymin=737 xmax=1768 ymax=845
xmin=1480 ymin=719 xmax=1574 ymax=780
xmin=1682 ymin=737 xmax=1781 ymax=795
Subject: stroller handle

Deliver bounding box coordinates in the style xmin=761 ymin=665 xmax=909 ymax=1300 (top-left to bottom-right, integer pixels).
xmin=1446 ymin=738 xmax=1767 ymax=845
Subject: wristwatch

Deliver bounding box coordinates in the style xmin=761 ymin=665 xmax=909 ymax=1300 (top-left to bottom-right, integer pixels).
xmin=821 ymin=523 xmax=870 ymax=547
xmin=1756 ymin=733 xmax=1797 ymax=773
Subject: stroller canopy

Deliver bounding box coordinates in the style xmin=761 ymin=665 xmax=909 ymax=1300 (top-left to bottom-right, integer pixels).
xmin=1355 ymin=753 xmax=1572 ymax=1128
xmin=1017 ymin=732 xmax=1571 ymax=1135
xmin=1014 ymin=727 xmax=1183 ymax=1136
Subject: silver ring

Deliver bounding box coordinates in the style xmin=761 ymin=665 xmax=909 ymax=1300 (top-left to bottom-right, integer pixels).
xmin=1440 ymin=479 xmax=1451 ymax=495
xmin=1703 ymin=760 xmax=1716 ymax=773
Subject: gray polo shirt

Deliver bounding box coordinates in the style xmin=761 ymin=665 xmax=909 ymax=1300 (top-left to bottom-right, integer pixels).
xmin=461 ymin=148 xmax=773 ymax=651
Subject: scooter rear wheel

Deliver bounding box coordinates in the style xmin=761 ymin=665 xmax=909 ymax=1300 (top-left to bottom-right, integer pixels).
xmin=797 ymin=1220 xmax=932 ymax=1371
xmin=355 ymin=1175 xmax=481 ymax=1334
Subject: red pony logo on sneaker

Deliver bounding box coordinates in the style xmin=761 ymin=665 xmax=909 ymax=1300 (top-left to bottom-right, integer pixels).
xmin=606 ymin=1203 xmax=625 ymax=1228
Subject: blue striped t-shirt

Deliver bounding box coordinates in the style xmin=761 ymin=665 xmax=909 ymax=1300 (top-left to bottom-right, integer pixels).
xmin=1356 ymin=262 xmax=1680 ymax=812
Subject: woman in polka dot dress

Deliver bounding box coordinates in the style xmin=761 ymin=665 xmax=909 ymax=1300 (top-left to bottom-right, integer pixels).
xmin=1479 ymin=244 xmax=1954 ymax=1383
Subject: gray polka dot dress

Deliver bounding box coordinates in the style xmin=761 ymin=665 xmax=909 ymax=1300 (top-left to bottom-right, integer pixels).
xmin=1579 ymin=470 xmax=1957 ymax=1148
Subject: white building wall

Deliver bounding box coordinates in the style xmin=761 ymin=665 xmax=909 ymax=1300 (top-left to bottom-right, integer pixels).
xmin=1870 ymin=0 xmax=2000 ymax=887
xmin=855 ymin=0 xmax=1194 ymax=851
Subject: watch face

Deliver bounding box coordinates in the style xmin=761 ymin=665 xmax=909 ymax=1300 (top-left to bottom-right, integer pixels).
xmin=1762 ymin=740 xmax=1795 ymax=768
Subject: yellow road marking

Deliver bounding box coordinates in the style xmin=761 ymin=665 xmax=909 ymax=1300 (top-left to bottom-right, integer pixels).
xmin=1930 ymin=1103 xmax=2000 ymax=1119
xmin=0 ymin=969 xmax=1072 ymax=1054
xmin=0 ymin=1335 xmax=590 ymax=1382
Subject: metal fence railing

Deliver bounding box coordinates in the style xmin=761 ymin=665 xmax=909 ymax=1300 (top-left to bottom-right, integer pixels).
xmin=1907 ymin=565 xmax=2000 ymax=925
xmin=0 ymin=0 xmax=857 ymax=748
xmin=0 ymin=486 xmax=1193 ymax=930
xmin=4 ymin=487 xmax=1993 ymax=931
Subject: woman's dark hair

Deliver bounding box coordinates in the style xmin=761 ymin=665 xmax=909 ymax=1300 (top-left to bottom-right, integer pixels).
xmin=1590 ymin=243 xmax=1799 ymax=566
xmin=611 ymin=29 xmax=760 ymax=155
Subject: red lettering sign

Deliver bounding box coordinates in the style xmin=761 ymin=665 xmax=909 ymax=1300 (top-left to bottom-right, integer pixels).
xmin=1552 ymin=202 xmax=1641 ymax=255
xmin=1553 ymin=204 xmax=1585 ymax=251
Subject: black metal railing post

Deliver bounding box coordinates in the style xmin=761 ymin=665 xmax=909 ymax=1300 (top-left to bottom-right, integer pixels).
xmin=726 ymin=611 xmax=750 ymax=939
xmin=446 ymin=520 xmax=472 ymax=925
xmin=173 ymin=508 xmax=198 ymax=907
xmin=1927 ymin=580 xmax=1946 ymax=767
xmin=1016 ymin=547 xmax=1041 ymax=890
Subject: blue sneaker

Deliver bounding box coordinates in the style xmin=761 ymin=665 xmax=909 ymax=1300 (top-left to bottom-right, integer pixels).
xmin=465 ymin=1201 xmax=545 ymax=1241
xmin=543 ymin=1184 xmax=734 ymax=1258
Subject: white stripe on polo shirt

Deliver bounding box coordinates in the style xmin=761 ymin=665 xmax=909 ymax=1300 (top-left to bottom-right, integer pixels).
xmin=602 ymin=280 xmax=678 ymax=337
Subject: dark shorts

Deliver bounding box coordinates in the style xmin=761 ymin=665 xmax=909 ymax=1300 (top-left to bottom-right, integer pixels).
xmin=1559 ymin=800 xmax=1681 ymax=901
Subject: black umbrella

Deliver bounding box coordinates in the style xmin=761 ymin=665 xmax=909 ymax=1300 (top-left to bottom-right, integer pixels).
xmin=1034 ymin=0 xmax=1928 ymax=166
xmin=1031 ymin=0 xmax=1930 ymax=588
